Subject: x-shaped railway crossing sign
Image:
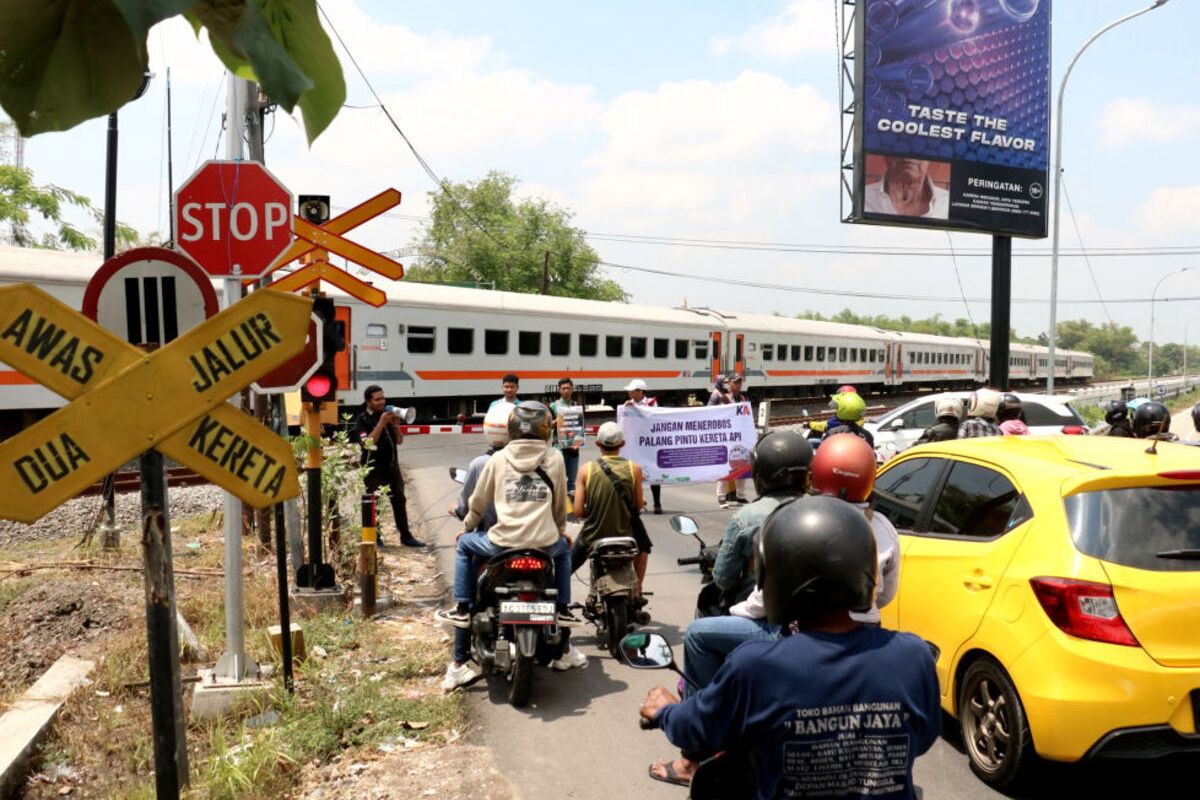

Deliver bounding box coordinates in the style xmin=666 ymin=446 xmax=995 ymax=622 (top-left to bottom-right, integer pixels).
xmin=0 ymin=285 xmax=311 ymax=523
xmin=256 ymin=189 xmax=404 ymax=307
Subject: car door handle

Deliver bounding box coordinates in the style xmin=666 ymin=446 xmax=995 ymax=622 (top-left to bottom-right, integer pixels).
xmin=962 ymin=573 xmax=993 ymax=590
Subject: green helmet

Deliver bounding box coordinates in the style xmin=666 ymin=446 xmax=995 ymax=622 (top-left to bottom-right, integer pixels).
xmin=833 ymin=391 xmax=867 ymax=422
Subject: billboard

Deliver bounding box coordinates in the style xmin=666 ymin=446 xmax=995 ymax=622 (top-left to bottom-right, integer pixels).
xmin=850 ymin=0 xmax=1051 ymax=238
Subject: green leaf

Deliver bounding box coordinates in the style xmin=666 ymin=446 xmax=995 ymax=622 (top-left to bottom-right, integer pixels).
xmin=0 ymin=0 xmax=147 ymax=136
xmin=257 ymin=0 xmax=345 ymax=143
xmin=111 ymin=0 xmax=197 ymax=42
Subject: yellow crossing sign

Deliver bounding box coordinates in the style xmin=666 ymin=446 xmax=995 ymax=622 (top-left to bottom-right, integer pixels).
xmin=0 ymin=285 xmax=311 ymax=522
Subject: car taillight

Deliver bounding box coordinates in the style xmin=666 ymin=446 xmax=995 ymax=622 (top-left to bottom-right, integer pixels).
xmin=507 ymin=556 xmax=547 ymax=572
xmin=1158 ymin=470 xmax=1200 ymax=480
xmin=1029 ymin=577 xmax=1138 ymax=647
xmin=1061 ymin=425 xmax=1085 ymax=435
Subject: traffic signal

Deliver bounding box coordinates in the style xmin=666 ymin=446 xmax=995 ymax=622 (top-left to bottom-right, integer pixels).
xmin=302 ymin=296 xmax=344 ymax=405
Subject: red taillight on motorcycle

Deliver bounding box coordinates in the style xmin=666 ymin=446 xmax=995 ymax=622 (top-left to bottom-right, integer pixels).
xmin=517 ymin=592 xmax=537 ymax=602
xmin=507 ymin=556 xmax=547 ymax=572
xmin=1061 ymin=425 xmax=1085 ymax=435
xmin=1029 ymin=577 xmax=1139 ymax=647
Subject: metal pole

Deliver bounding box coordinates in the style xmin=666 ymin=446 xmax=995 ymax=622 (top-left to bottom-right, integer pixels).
xmin=166 ymin=68 xmax=175 ymax=243
xmin=1048 ymin=0 xmax=1173 ymax=395
xmin=271 ymin=395 xmax=295 ymax=693
xmin=1185 ymin=314 xmax=1200 ymax=386
xmin=1150 ymin=266 xmax=1192 ymax=387
xmin=140 ymin=447 xmax=185 ymax=798
xmin=359 ymin=494 xmax=377 ymax=617
xmin=100 ymin=112 xmax=119 ymax=542
xmin=990 ymin=236 xmax=1012 ymax=392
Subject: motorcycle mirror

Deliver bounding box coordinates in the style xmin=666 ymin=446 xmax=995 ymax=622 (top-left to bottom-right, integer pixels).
xmin=669 ymin=515 xmax=700 ymax=536
xmin=616 ymin=632 xmax=675 ymax=670
xmin=449 ymin=467 xmax=468 ymax=484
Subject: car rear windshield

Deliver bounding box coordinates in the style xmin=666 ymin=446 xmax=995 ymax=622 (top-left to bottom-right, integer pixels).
xmin=1065 ymin=487 xmax=1200 ymax=572
xmin=1024 ymin=402 xmax=1083 ymax=427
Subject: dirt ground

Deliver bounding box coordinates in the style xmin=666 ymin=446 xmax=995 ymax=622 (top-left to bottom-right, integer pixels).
xmin=295 ymin=743 xmax=517 ymax=800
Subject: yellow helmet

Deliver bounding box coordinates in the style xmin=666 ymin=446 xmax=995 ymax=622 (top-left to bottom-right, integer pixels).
xmin=834 ymin=392 xmax=867 ymax=422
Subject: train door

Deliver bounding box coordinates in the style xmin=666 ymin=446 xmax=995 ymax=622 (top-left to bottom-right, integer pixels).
xmin=893 ymin=343 xmax=904 ymax=385
xmin=710 ymin=331 xmax=723 ymax=379
xmin=335 ymin=305 xmax=352 ymax=396
xmin=734 ymin=333 xmax=745 ymax=378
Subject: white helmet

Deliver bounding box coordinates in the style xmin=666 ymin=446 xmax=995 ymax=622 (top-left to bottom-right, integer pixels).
xmin=934 ymin=396 xmax=963 ymax=421
xmin=483 ymin=401 xmax=514 ymax=448
xmin=967 ymin=388 xmax=1001 ymax=420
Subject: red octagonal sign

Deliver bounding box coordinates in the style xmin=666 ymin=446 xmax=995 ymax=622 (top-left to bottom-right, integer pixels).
xmin=174 ymin=160 xmax=294 ymax=279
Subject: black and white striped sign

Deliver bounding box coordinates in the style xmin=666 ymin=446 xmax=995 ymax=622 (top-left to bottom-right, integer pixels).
xmin=83 ymin=247 xmax=219 ymax=345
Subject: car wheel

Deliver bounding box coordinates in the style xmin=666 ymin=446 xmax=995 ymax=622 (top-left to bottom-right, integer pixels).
xmin=958 ymin=658 xmax=1035 ymax=790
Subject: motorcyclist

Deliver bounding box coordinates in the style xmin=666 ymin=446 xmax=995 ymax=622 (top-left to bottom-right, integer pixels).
xmin=1131 ymin=401 xmax=1178 ymax=441
xmin=1191 ymin=402 xmax=1200 ymax=443
xmin=446 ymin=402 xmax=512 ymax=532
xmin=914 ymin=395 xmax=962 ymax=444
xmin=997 ymin=393 xmax=1029 ymax=436
xmin=821 ymin=390 xmax=874 ymax=447
xmin=1101 ymin=399 xmax=1134 ymax=437
xmin=957 ymin=388 xmax=1003 ymax=439
xmin=640 ymin=495 xmax=940 ymax=800
xmin=435 ymin=401 xmax=583 ymax=690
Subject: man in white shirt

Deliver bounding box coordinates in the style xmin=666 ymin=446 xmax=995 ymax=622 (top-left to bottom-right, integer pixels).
xmin=863 ymin=156 xmax=950 ymax=219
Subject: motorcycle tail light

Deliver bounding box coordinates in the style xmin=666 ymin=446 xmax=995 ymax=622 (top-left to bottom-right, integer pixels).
xmin=507 ymin=556 xmax=547 ymax=572
xmin=517 ymin=592 xmax=537 ymax=602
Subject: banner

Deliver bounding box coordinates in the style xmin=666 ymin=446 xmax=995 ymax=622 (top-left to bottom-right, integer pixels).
xmin=618 ymin=402 xmax=756 ymax=485
xmin=851 ymin=0 xmax=1051 ymax=238
xmin=554 ymin=404 xmax=585 ymax=450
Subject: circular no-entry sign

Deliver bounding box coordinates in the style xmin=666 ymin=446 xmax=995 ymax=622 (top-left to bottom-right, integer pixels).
xmin=83 ymin=247 xmax=219 ymax=345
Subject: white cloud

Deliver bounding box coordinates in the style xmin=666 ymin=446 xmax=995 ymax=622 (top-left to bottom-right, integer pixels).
xmin=1135 ymin=185 xmax=1200 ymax=236
xmin=1098 ymin=97 xmax=1200 ymax=149
xmin=711 ymin=1 xmax=831 ymax=59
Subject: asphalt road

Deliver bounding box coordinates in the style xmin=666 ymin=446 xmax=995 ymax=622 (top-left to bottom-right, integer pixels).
xmin=398 ymin=434 xmax=1198 ymax=799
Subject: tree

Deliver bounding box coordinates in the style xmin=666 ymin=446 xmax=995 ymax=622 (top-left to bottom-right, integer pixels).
xmin=0 ymin=170 xmax=138 ymax=252
xmin=0 ymin=0 xmax=344 ymax=143
xmin=407 ymin=172 xmax=628 ymax=302
xmin=1055 ymin=319 xmax=1143 ymax=380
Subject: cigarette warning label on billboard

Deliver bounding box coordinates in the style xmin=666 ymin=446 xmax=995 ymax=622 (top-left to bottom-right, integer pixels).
xmin=851 ymin=0 xmax=1051 ymax=238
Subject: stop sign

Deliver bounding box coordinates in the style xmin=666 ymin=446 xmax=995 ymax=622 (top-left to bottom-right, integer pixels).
xmin=174 ymin=160 xmax=294 ymax=279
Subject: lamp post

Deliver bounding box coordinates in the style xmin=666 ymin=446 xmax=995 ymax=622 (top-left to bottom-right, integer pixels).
xmin=1149 ymin=266 xmax=1191 ymax=386
xmin=1047 ymin=0 xmax=1173 ymax=396
xmin=1183 ymin=312 xmax=1200 ymax=386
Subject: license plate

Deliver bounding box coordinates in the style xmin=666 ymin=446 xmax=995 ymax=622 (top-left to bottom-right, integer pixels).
xmin=499 ymin=600 xmax=556 ymax=624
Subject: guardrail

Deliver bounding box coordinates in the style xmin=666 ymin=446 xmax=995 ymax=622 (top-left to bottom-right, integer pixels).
xmin=1064 ymin=375 xmax=1200 ymax=409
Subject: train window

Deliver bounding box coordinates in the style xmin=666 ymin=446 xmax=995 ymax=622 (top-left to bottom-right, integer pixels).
xmin=850 ymin=349 xmax=857 ymax=363
xmin=791 ymin=345 xmax=801 ymax=361
xmin=606 ymin=335 xmax=624 ymax=358
xmin=550 ymin=332 xmax=570 ymax=356
xmin=631 ymin=337 xmax=647 ymax=358
xmin=485 ymin=329 xmax=509 ymax=355
xmin=859 ymin=348 xmax=867 ymax=362
xmin=816 ymin=346 xmax=825 ymax=362
xmin=736 ymin=338 xmax=745 ymax=361
xmin=518 ymin=330 xmax=541 ymax=356
xmin=713 ymin=336 xmax=721 ymax=363
xmin=839 ymin=347 xmax=848 ymax=362
xmin=580 ymin=334 xmax=598 ymax=357
xmin=675 ymin=339 xmax=688 ymax=359
xmin=777 ymin=343 xmax=787 ymax=360
xmin=366 ymin=323 xmax=387 ymax=338
xmin=762 ymin=344 xmax=774 ymax=361
xmin=407 ymin=326 xmax=435 ymax=354
xmin=654 ymin=338 xmax=669 ymax=358
xmin=804 ymin=345 xmax=813 ymax=362
xmin=878 ymin=349 xmax=885 ymax=362
xmin=694 ymin=341 xmax=708 ymax=361
xmin=447 ymin=327 xmax=473 ymax=354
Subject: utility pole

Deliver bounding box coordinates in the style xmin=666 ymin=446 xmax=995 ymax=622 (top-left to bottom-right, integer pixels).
xmin=540 ymin=250 xmax=550 ymax=294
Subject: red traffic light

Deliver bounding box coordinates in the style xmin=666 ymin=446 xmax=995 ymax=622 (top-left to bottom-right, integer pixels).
xmin=304 ymin=373 xmax=333 ymax=401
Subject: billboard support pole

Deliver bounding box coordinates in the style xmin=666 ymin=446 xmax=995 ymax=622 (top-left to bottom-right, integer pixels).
xmin=990 ymin=235 xmax=1012 ymax=392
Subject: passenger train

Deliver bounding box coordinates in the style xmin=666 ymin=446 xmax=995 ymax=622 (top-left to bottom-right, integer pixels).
xmin=0 ymin=245 xmax=1094 ymax=429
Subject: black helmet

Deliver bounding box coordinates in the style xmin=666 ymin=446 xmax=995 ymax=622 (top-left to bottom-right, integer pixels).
xmin=507 ymin=400 xmax=552 ymax=441
xmin=750 ymin=431 xmax=813 ymax=496
xmin=1192 ymin=402 xmax=1200 ymax=433
xmin=1132 ymin=401 xmax=1171 ymax=438
xmin=755 ymin=495 xmax=877 ymax=627
xmin=997 ymin=393 xmax=1023 ymax=422
xmin=1103 ymin=399 xmax=1128 ymax=427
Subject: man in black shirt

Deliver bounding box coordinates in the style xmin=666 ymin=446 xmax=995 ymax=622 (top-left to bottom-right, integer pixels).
xmin=354 ymin=385 xmax=425 ymax=547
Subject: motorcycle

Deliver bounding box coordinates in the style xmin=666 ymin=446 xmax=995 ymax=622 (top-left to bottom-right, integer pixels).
xmin=617 ymin=632 xmax=755 ymax=800
xmin=670 ymin=515 xmax=729 ymax=619
xmin=579 ymin=533 xmax=642 ymax=656
xmin=449 ymin=467 xmax=566 ymax=708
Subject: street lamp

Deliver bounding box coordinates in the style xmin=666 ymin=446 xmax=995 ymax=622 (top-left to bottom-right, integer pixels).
xmin=1149 ymin=266 xmax=1192 ymax=386
xmin=1047 ymin=0 xmax=1173 ymax=396
xmin=1182 ymin=311 xmax=1200 ymax=385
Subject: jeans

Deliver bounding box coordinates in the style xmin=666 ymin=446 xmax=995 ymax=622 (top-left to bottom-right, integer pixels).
xmin=452 ymin=532 xmax=572 ymax=663
xmin=683 ymin=615 xmax=779 ymax=696
xmin=562 ymin=448 xmax=580 ymax=495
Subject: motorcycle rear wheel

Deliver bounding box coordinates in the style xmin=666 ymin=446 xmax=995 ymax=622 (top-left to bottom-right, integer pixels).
xmin=605 ymin=597 xmax=629 ymax=656
xmin=509 ymin=652 xmax=534 ymax=707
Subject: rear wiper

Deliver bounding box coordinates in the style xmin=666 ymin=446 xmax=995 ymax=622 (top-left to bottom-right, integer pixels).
xmin=1156 ymin=549 xmax=1200 ymax=560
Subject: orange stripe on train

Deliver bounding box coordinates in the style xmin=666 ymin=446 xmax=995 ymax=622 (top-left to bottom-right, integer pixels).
xmin=414 ymin=370 xmax=682 ymax=380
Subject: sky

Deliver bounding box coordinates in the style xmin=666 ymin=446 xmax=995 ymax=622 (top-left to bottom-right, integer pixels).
xmin=11 ymin=0 xmax=1200 ymax=344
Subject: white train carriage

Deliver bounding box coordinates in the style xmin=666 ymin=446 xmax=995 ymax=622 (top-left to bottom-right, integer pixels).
xmin=891 ymin=331 xmax=985 ymax=388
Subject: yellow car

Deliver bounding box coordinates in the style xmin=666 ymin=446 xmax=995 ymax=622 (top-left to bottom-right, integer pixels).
xmin=872 ymin=435 xmax=1200 ymax=789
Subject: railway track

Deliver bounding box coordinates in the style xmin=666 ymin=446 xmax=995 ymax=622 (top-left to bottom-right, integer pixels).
xmin=82 ymin=467 xmax=208 ymax=497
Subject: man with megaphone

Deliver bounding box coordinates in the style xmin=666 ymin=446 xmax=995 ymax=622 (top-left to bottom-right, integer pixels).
xmin=354 ymin=385 xmax=425 ymax=547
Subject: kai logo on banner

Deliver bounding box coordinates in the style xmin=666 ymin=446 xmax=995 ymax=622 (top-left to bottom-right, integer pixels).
xmin=0 ymin=285 xmax=311 ymax=523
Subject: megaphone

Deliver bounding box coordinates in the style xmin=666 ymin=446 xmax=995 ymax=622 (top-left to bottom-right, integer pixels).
xmin=385 ymin=405 xmax=416 ymax=424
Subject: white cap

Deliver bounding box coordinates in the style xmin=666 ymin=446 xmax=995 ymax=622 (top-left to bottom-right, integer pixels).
xmin=624 ymin=379 xmax=648 ymax=392
xmin=597 ymin=421 xmax=625 ymax=447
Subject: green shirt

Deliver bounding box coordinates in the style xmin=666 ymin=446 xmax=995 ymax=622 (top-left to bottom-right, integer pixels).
xmin=578 ymin=455 xmax=640 ymax=548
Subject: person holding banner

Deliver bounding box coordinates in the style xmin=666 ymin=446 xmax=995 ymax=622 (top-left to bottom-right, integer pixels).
xmin=625 ymin=379 xmax=663 ymax=514
xmin=708 ymin=373 xmax=751 ymax=508
xmin=549 ymin=377 xmax=585 ymax=495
